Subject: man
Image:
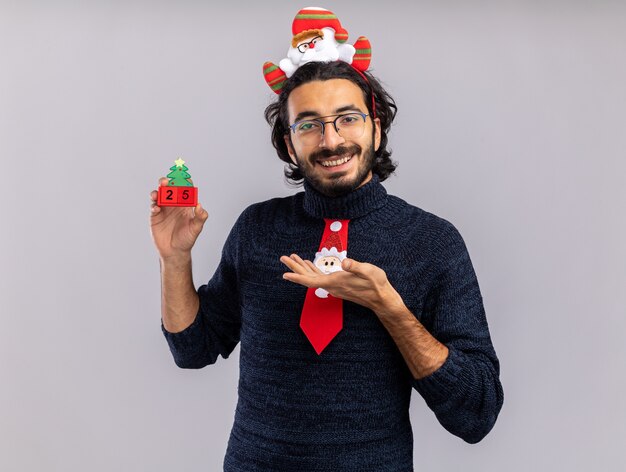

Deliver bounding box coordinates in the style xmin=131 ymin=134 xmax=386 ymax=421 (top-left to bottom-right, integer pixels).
xmin=150 ymin=60 xmax=503 ymax=471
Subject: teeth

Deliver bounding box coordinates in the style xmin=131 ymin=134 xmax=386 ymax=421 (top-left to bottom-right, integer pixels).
xmin=320 ymin=155 xmax=352 ymax=167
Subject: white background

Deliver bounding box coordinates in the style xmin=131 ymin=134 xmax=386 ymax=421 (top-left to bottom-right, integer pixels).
xmin=1 ymin=1 xmax=625 ymax=470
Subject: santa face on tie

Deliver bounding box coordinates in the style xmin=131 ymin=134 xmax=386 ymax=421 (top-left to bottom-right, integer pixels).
xmin=312 ymin=226 xmax=347 ymax=298
xmin=314 ymin=254 xmax=343 ymax=275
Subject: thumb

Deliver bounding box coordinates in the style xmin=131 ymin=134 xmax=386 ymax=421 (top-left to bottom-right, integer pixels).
xmin=342 ymin=257 xmax=360 ymax=272
xmin=192 ymin=203 xmax=209 ymax=229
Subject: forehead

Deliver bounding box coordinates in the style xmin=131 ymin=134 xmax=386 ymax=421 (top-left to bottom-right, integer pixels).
xmin=286 ymin=79 xmax=366 ymax=121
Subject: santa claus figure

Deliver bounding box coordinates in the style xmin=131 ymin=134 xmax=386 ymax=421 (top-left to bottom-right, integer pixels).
xmin=263 ymin=7 xmax=372 ymax=94
xmin=312 ymin=222 xmax=347 ymax=299
xmin=280 ymin=26 xmax=356 ymax=78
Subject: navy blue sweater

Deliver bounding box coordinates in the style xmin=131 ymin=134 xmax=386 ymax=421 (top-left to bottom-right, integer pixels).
xmin=161 ymin=174 xmax=504 ymax=471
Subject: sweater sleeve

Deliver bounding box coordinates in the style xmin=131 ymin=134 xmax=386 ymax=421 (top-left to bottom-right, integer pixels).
xmin=411 ymin=222 xmax=504 ymax=443
xmin=160 ymin=210 xmax=245 ymax=369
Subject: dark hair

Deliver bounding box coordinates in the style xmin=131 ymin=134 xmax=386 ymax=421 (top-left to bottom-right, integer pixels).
xmin=264 ymin=61 xmax=398 ymax=185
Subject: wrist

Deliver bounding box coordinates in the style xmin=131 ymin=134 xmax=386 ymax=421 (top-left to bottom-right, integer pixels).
xmin=374 ymin=284 xmax=406 ymax=320
xmin=414 ymin=344 xmax=449 ymax=379
xmin=159 ymin=252 xmax=192 ymax=269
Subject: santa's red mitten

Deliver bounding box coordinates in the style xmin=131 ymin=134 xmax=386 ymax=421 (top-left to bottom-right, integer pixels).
xmin=351 ymin=36 xmax=372 ymax=71
xmin=263 ymin=61 xmax=288 ymax=94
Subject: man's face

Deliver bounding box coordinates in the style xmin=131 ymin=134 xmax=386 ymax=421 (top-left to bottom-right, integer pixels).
xmin=284 ymin=79 xmax=381 ymax=197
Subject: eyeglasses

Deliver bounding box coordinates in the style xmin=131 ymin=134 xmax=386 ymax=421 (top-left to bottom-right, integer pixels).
xmin=297 ymin=36 xmax=323 ymax=53
xmin=288 ymin=112 xmax=369 ymax=146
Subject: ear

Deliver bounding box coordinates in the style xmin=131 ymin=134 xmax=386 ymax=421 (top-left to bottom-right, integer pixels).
xmin=283 ymin=133 xmax=298 ymax=166
xmin=373 ymin=117 xmax=382 ymax=152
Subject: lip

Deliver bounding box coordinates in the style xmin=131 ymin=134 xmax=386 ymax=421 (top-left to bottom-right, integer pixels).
xmin=316 ymin=154 xmax=355 ymax=171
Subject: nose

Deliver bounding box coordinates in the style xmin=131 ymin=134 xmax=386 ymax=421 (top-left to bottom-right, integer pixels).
xmin=309 ymin=42 xmax=315 ymax=49
xmin=319 ymin=122 xmax=345 ymax=148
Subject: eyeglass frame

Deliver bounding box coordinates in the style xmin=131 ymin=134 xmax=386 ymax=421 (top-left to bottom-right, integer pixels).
xmin=288 ymin=112 xmax=370 ymax=142
xmin=296 ymin=35 xmax=323 ymax=53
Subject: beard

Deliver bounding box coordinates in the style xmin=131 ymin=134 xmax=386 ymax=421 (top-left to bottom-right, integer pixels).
xmin=293 ymin=133 xmax=377 ymax=198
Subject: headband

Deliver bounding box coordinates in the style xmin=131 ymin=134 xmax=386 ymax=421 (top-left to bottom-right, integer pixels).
xmin=262 ymin=6 xmax=373 ymax=96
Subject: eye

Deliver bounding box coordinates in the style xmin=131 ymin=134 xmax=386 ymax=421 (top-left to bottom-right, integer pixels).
xmin=338 ymin=114 xmax=360 ymax=125
xmin=297 ymin=121 xmax=320 ymax=133
xmin=330 ymin=261 xmax=334 ymax=265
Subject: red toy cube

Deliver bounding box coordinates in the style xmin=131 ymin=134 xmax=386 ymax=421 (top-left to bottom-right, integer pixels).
xmin=158 ymin=186 xmax=198 ymax=207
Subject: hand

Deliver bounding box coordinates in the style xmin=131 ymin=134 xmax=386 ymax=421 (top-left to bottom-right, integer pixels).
xmin=149 ymin=177 xmax=209 ymax=260
xmin=279 ymin=254 xmax=404 ymax=314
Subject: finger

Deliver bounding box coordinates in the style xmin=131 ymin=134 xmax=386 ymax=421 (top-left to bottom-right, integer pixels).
xmin=280 ymin=255 xmax=309 ymax=275
xmin=341 ymin=258 xmax=370 ymax=278
xmin=191 ymin=203 xmax=208 ymax=228
xmin=289 ymin=254 xmax=315 ymax=272
xmin=150 ymin=204 xmax=161 ymax=216
xmin=195 ymin=203 xmax=208 ymax=221
xmin=159 ymin=177 xmax=169 ymax=187
xmin=282 ymin=272 xmax=316 ymax=287
xmin=290 ymin=254 xmax=320 ymax=275
xmin=304 ymin=259 xmax=324 ymax=274
xmin=150 ymin=190 xmax=157 ymax=202
xmin=280 ymin=255 xmax=300 ymax=271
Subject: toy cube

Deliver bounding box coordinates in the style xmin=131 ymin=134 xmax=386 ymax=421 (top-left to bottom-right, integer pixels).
xmin=157 ymin=186 xmax=198 ymax=207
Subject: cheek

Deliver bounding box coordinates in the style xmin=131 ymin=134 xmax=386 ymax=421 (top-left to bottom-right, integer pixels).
xmin=292 ymin=144 xmax=313 ymax=165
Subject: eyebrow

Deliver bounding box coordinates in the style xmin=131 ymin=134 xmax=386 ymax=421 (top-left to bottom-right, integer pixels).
xmin=293 ymin=104 xmax=364 ymax=123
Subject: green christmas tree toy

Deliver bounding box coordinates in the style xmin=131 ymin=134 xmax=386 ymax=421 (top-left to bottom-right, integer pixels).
xmin=157 ymin=158 xmax=199 ymax=207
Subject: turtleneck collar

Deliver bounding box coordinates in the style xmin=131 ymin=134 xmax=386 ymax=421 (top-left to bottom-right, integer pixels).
xmin=302 ymin=173 xmax=388 ymax=220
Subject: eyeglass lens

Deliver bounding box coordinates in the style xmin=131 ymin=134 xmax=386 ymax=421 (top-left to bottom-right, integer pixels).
xmin=292 ymin=114 xmax=367 ymax=144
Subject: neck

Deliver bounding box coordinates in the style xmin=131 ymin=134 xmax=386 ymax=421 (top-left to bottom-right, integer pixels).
xmin=302 ymin=173 xmax=388 ymax=219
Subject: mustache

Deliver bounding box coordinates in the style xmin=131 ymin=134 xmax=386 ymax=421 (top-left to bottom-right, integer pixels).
xmin=310 ymin=144 xmax=361 ymax=161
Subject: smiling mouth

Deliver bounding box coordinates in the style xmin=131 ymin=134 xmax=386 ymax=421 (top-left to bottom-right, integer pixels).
xmin=317 ymin=154 xmax=354 ymax=168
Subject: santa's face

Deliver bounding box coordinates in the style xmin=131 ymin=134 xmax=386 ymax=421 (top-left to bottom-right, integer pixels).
xmin=314 ymin=255 xmax=342 ymax=274
xmin=284 ymin=79 xmax=382 ymax=198
xmin=287 ymin=28 xmax=340 ymax=66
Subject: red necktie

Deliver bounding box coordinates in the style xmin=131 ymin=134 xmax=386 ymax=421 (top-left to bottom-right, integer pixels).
xmin=300 ymin=218 xmax=350 ymax=355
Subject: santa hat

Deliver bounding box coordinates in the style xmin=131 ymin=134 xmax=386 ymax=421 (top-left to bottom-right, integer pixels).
xmin=292 ymin=7 xmax=349 ymax=44
xmin=315 ymin=222 xmax=347 ymax=261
